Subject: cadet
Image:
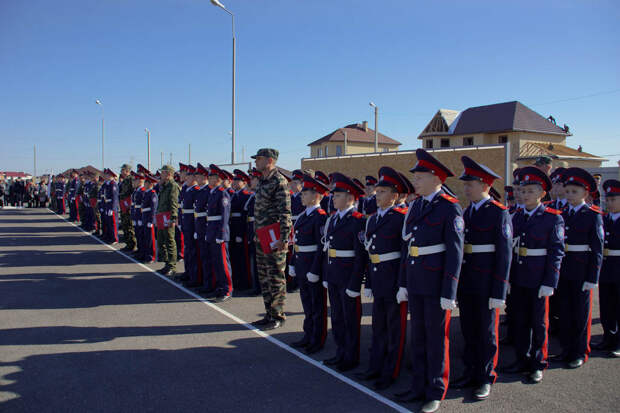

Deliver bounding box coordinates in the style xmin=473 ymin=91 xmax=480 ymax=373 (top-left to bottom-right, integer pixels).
xmin=321 ymin=173 xmax=366 ymax=372
xmin=451 ymin=157 xmax=512 ymax=401
xmin=156 ymin=165 xmax=179 ymax=276
xmin=119 ymin=164 xmax=136 ymax=252
xmin=230 ymin=169 xmax=253 ymax=291
xmin=360 ymin=176 xmax=378 ymax=216
xmin=68 ymin=169 xmax=79 ymax=222
xmin=103 ymin=169 xmax=119 ymax=244
xmin=500 ymin=167 xmax=564 ymax=384
xmin=548 ymin=167 xmax=568 ymax=211
xmin=289 ymin=173 xmax=328 ymax=354
xmin=593 ymin=180 xmax=620 ymax=357
xmin=174 ymin=168 xmax=185 ymax=263
xmin=552 ymin=168 xmax=604 ymax=368
xmin=194 ymin=163 xmax=212 ymax=291
xmin=131 ymin=173 xmax=146 ymax=261
xmin=141 ymin=175 xmax=158 ymax=263
xmin=244 ymin=168 xmax=262 ymax=296
xmin=395 ymin=149 xmax=464 ymax=413
xmin=55 ymin=175 xmax=66 ymax=214
xmin=315 ymin=171 xmax=332 ymax=213
xmin=204 ymin=164 xmax=233 ymax=302
xmin=355 ymin=167 xmax=408 ymax=391
xmin=505 ymin=186 xmax=516 ymax=211
xmin=287 ymin=170 xmax=305 ymax=293
xmin=77 ymin=173 xmax=87 ymax=227
xmin=179 ymin=165 xmax=201 ymax=285
xmin=251 ymin=149 xmax=292 ymax=330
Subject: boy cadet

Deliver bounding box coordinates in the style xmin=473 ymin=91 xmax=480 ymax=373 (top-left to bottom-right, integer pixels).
xmin=55 ymin=175 xmax=66 ymax=214
xmin=395 ymin=149 xmax=464 ymax=413
xmin=68 ymin=169 xmax=79 ymax=222
xmin=593 ymin=180 xmax=620 ymax=357
xmin=360 ymin=176 xmax=378 ymax=216
xmin=175 ymin=168 xmax=185 ymax=263
xmin=194 ymin=163 xmax=212 ymax=291
xmin=505 ymin=186 xmax=516 ymax=211
xmin=119 ymin=164 xmax=136 ymax=252
xmin=230 ymin=169 xmax=253 ymax=291
xmin=131 ymin=173 xmax=146 ymax=261
xmin=289 ymin=173 xmax=329 ymax=354
xmin=141 ymin=175 xmax=158 ymax=263
xmin=355 ymin=167 xmax=408 ymax=391
xmin=97 ymin=175 xmax=107 ymax=237
xmin=244 ymin=168 xmax=262 ymax=296
xmin=315 ymin=171 xmax=332 ymax=213
xmin=548 ymin=167 xmax=568 ymax=211
xmin=552 ymin=168 xmax=604 ymax=368
xmin=204 ymin=164 xmax=233 ymax=302
xmin=500 ymin=167 xmax=564 ymax=384
xmin=321 ymin=173 xmax=367 ymax=372
xmin=287 ymin=170 xmax=306 ymax=293
xmin=104 ymin=169 xmax=119 ymax=244
xmin=156 ymin=165 xmax=180 ymax=276
xmin=451 ymin=157 xmax=512 ymax=401
xmin=179 ymin=166 xmax=201 ymax=284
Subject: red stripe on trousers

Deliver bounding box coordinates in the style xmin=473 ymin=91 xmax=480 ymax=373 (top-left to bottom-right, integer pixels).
xmin=112 ymin=211 xmax=118 ymax=242
xmin=221 ymin=243 xmax=232 ymax=294
xmin=542 ymin=297 xmax=550 ymax=366
xmin=75 ymin=199 xmax=80 ymax=221
xmin=393 ymin=301 xmax=408 ymax=379
xmin=150 ymin=226 xmax=156 ymax=260
xmin=491 ymin=307 xmax=500 ymax=384
xmin=179 ymin=232 xmax=184 ymax=259
xmin=585 ymin=289 xmax=593 ymax=362
xmin=441 ymin=309 xmax=452 ymax=401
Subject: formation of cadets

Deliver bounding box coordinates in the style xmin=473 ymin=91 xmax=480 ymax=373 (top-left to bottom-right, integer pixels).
xmin=0 ymin=177 xmax=50 ymax=208
xmin=43 ymin=151 xmax=620 ymax=413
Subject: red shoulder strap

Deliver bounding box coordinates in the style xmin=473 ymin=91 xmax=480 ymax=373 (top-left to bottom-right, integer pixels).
xmin=440 ymin=193 xmax=459 ymax=203
xmin=491 ymin=200 xmax=507 ymax=210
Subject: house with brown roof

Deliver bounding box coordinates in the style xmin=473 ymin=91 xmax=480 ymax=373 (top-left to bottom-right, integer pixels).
xmin=418 ymin=101 xmax=606 ymax=169
xmin=307 ymin=121 xmax=401 ymax=158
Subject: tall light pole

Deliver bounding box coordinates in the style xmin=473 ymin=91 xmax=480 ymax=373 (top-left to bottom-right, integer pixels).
xmin=369 ymin=102 xmax=378 ymax=152
xmin=95 ymin=99 xmax=104 ymax=169
xmin=210 ymin=0 xmax=236 ymax=164
xmin=145 ymin=128 xmax=151 ymax=171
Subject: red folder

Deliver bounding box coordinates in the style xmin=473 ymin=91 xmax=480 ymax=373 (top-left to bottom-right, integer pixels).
xmin=256 ymin=222 xmax=280 ymax=254
xmin=120 ymin=196 xmax=132 ymax=214
xmin=155 ymin=211 xmax=172 ymax=230
xmin=89 ymin=198 xmax=98 ymax=208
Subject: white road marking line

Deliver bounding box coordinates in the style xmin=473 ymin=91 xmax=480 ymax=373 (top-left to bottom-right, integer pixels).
xmin=46 ymin=209 xmax=411 ymax=412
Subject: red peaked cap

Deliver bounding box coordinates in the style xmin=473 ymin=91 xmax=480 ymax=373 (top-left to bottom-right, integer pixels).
xmin=550 ymin=167 xmax=567 ymax=184
xmin=249 ymin=168 xmax=262 ymax=178
xmin=398 ymin=172 xmax=415 ymax=194
xmin=518 ymin=166 xmax=552 ymax=192
xmin=376 ymin=166 xmax=407 ymax=194
xmin=352 ymin=178 xmax=365 ymax=189
xmin=330 ymin=172 xmax=364 ymax=200
xmin=233 ymin=169 xmax=250 ymax=183
xmin=365 ymin=175 xmax=378 ymax=186
xmin=563 ymin=167 xmax=596 ymax=193
xmin=178 ymin=163 xmax=187 ymax=173
xmin=302 ymin=173 xmax=329 ymax=195
xmin=292 ymin=169 xmax=304 ymax=181
xmin=196 ymin=162 xmax=209 ymax=176
xmin=459 ymin=156 xmax=501 ymax=186
xmin=504 ymin=186 xmax=515 ymax=200
xmin=144 ymin=174 xmax=158 ymax=184
xmin=603 ymin=179 xmax=620 ymax=195
xmin=208 ymin=164 xmax=228 ymax=180
xmin=137 ymin=164 xmax=151 ymax=175
xmin=185 ymin=164 xmax=196 ymax=174
xmin=410 ymin=149 xmax=454 ymax=183
xmin=314 ymin=170 xmax=330 ymax=186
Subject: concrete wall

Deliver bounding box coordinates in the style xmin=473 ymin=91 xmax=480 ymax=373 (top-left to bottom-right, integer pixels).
xmin=309 ymin=142 xmax=400 ymax=158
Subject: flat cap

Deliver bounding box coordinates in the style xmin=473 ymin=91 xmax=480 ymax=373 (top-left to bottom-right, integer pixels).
xmin=159 ymin=164 xmax=175 ymax=173
xmin=120 ymin=163 xmax=132 ymax=170
xmin=251 ymin=148 xmax=279 ymax=160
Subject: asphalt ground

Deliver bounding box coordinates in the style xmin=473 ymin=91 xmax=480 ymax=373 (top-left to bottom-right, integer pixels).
xmin=1 ymin=208 xmax=618 ymax=413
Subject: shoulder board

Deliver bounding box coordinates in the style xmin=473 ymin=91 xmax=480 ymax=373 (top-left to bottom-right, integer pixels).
xmin=140 ymin=187 xmax=145 ymax=191
xmin=218 ymin=187 xmax=225 ymax=192
xmin=589 ymin=205 xmax=603 ymax=214
xmin=242 ymin=189 xmax=250 ymax=195
xmin=543 ymin=200 xmax=552 ymax=205
xmin=352 ymin=211 xmax=364 ymax=219
xmin=193 ymin=185 xmax=200 ymax=190
xmin=289 ymin=190 xmax=294 ymax=195
xmin=439 ymin=193 xmax=459 ymax=204
xmin=544 ymin=207 xmax=562 ymax=215
xmin=392 ymin=207 xmax=407 ymax=214
xmin=491 ymin=200 xmax=507 ymax=210
xmin=317 ymin=208 xmax=327 ymax=215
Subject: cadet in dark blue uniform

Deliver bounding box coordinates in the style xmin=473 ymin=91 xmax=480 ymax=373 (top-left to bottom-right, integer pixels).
xmin=321 ymin=173 xmax=367 ymax=372
xmin=289 ymin=174 xmax=329 ymax=354
xmin=451 ymin=157 xmax=512 ymax=401
xmin=360 ymin=175 xmax=378 ymax=216
xmin=229 ymin=169 xmax=253 ymax=291
xmin=194 ymin=163 xmax=212 ymax=291
xmin=501 ymin=167 xmax=564 ymax=384
xmin=395 ymin=149 xmax=464 ymax=413
xmin=548 ymin=167 xmax=569 ymax=212
xmin=244 ymin=168 xmax=262 ymax=295
xmin=314 ymin=171 xmax=332 ymax=213
xmin=103 ymin=169 xmax=119 ymax=244
xmin=68 ymin=170 xmax=79 ymax=222
xmin=552 ymin=168 xmax=604 ymax=368
xmin=55 ymin=176 xmax=66 ymax=214
xmin=593 ymin=180 xmax=620 ymax=357
xmin=140 ymin=175 xmax=158 ymax=263
xmin=131 ymin=174 xmax=146 ymax=260
xmin=205 ymin=164 xmax=232 ymax=302
xmin=180 ymin=166 xmax=201 ymax=286
xmin=355 ymin=167 xmax=407 ymax=391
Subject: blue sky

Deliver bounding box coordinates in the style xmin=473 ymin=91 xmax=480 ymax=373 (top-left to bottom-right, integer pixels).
xmin=1 ymin=0 xmax=619 ymax=174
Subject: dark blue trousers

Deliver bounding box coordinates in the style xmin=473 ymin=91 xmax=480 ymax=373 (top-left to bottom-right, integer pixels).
xmin=512 ymin=284 xmax=549 ymax=370
xmin=209 ymin=242 xmax=232 ymax=296
xmin=142 ymin=223 xmax=156 ymax=262
xmin=327 ymin=283 xmax=361 ymax=364
xmin=182 ymin=228 xmax=198 ymax=283
xmin=369 ymin=297 xmax=407 ymax=380
xmin=298 ymin=273 xmax=327 ymax=348
xmin=599 ymin=281 xmax=620 ymax=348
xmin=557 ymin=278 xmax=593 ymax=360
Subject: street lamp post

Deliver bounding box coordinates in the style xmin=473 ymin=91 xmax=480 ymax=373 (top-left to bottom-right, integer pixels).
xmin=210 ymin=0 xmax=236 ymax=164
xmin=95 ymin=99 xmax=104 ymax=169
xmin=145 ymin=128 xmax=151 ymax=171
xmin=369 ymin=102 xmax=378 ymax=152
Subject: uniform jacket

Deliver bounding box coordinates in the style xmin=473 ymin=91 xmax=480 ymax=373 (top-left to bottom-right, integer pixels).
xmin=290 ymin=191 xmax=304 ymax=222
xmin=230 ymin=188 xmax=252 ymax=241
xmin=104 ymin=180 xmax=119 ymax=212
xmin=206 ymin=186 xmax=231 ymax=242
xmin=291 ymin=207 xmax=327 ymax=278
xmin=244 ymin=193 xmax=256 ymax=243
xmin=600 ymin=214 xmax=620 ymax=284
xmin=156 ymin=180 xmax=180 ymax=219
xmin=181 ymin=185 xmax=200 ymax=234
xmin=194 ymin=185 xmax=210 ymax=239
xmin=69 ymin=178 xmax=79 ymax=200
xmin=131 ymin=186 xmax=145 ymax=224
xmin=255 ymin=169 xmax=291 ymax=242
xmin=560 ymin=205 xmax=604 ymax=284
xmin=141 ymin=188 xmax=158 ymax=225
xmin=119 ymin=177 xmax=134 ymax=206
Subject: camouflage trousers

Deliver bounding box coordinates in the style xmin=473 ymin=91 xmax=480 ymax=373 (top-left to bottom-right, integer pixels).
xmin=255 ymin=240 xmax=287 ymax=320
xmin=157 ymin=225 xmax=177 ymax=269
xmin=120 ymin=212 xmax=136 ymax=249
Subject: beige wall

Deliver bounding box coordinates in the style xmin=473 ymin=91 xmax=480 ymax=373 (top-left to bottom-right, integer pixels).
xmin=302 ymin=146 xmax=507 ymax=203
xmin=310 ymin=142 xmax=400 ymax=158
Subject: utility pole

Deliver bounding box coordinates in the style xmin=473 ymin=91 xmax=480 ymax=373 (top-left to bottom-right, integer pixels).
xmin=161 ymin=152 xmax=164 ymax=168
xmin=169 ymin=152 xmax=172 ymax=165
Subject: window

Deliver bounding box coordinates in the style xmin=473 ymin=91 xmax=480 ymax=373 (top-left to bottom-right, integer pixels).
xmin=317 ymin=147 xmax=322 ymax=157
xmin=324 ymin=146 xmax=329 ymax=156
xmin=336 ymin=145 xmax=342 ymax=156
xmin=498 ymin=135 xmax=508 ymax=144
xmin=440 ymin=138 xmax=450 ymax=148
xmin=425 ymin=139 xmax=433 ymax=149
xmin=463 ymin=137 xmax=474 ymax=146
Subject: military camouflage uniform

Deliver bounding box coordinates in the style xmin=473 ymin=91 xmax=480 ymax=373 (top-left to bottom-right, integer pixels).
xmin=119 ymin=174 xmax=136 ymax=250
xmin=254 ymin=166 xmax=292 ymax=321
xmin=157 ymin=176 xmax=179 ymax=270
xmin=89 ymin=180 xmax=102 ymax=234
xmin=77 ymin=180 xmax=86 ymax=227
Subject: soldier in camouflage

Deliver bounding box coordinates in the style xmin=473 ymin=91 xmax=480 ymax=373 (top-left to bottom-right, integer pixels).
xmin=119 ymin=164 xmax=137 ymax=252
xmin=251 ymin=148 xmax=292 ymax=330
xmin=157 ymin=165 xmax=180 ymax=276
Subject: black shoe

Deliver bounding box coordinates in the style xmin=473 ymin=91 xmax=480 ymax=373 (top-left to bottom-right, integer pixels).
xmin=251 ymin=316 xmax=272 ymax=326
xmin=179 ymin=274 xmax=189 ymax=281
xmin=450 ymin=375 xmax=476 ymax=389
xmin=591 ymin=338 xmax=614 ymax=351
xmin=336 ymin=361 xmax=358 ymax=372
xmin=550 ymin=352 xmax=569 ymax=362
xmin=473 ymin=383 xmax=491 ymax=400
xmin=610 ymin=348 xmax=620 ymax=358
xmin=421 ymin=400 xmax=441 ymax=413
xmin=323 ymin=355 xmax=343 ymax=366
xmin=567 ymin=358 xmax=584 ymax=369
xmin=261 ymin=318 xmax=284 ymax=331
xmin=166 ymin=269 xmax=177 ymax=277
xmin=305 ymin=344 xmax=323 ymax=355
xmin=499 ymin=361 xmax=528 ymax=374
xmin=393 ymin=390 xmax=423 ymax=403
xmin=373 ymin=377 xmax=394 ymax=391
xmin=184 ymin=281 xmax=201 ymax=288
xmin=528 ymin=369 xmax=543 ymax=383
xmin=201 ymin=290 xmax=219 ymax=299
xmin=210 ymin=294 xmax=232 ymax=303
xmin=291 ymin=337 xmax=310 ymax=348
xmin=355 ymin=370 xmax=380 ymax=381
xmin=158 ymin=265 xmax=170 ymax=275
xmin=197 ymin=286 xmax=215 ymax=294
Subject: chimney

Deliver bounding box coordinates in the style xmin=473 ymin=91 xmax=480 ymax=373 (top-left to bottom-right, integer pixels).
xmin=362 ymin=121 xmax=368 ymax=132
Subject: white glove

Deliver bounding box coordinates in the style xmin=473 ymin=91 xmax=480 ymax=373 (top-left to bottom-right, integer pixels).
xmin=307 ymin=272 xmax=320 ymax=283
xmin=364 ymin=288 xmax=373 ymax=299
xmin=147 ymin=222 xmax=153 ymax=228
xmin=138 ymin=220 xmax=143 ymax=226
xmin=440 ymin=297 xmax=457 ymax=311
xmin=346 ymin=289 xmax=361 ymax=298
xmin=288 ymin=266 xmax=296 ymax=277
xmin=235 ymin=236 xmax=242 ymax=243
xmin=489 ymin=298 xmax=506 ymax=310
xmin=538 ymin=285 xmax=554 ymax=298
xmin=194 ymin=232 xmax=198 ymax=239
xmin=178 ymin=225 xmax=182 ymax=231
xmin=107 ymin=210 xmax=112 ymax=216
xmin=507 ymin=283 xmax=511 ymax=295
xmin=132 ymin=221 xmax=136 ymax=226
xmin=396 ymin=287 xmax=408 ymax=304
xmin=216 ymin=239 xmax=224 ymax=244
xmin=582 ymin=282 xmax=597 ymax=291
xmin=322 ymin=281 xmax=328 ymax=289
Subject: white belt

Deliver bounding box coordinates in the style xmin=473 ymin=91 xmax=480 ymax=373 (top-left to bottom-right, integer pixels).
xmin=57 ymin=196 xmax=63 ymax=199
xmin=292 ymin=214 xmax=300 ymax=221
xmin=141 ymin=207 xmax=151 ymax=212
xmin=514 ymin=247 xmax=547 ymax=257
xmin=182 ymin=209 xmax=194 ymax=214
xmin=105 ymin=198 xmax=111 ymax=202
xmin=247 ymin=216 xmax=255 ymax=222
xmin=604 ymin=249 xmax=620 ymax=257
xmin=369 ymin=251 xmax=401 ymax=264
xmin=195 ymin=212 xmax=207 ymax=217
xmin=207 ymin=215 xmax=222 ymax=221
xmin=328 ymin=248 xmax=355 ymax=258
xmin=464 ymin=244 xmax=496 ymax=254
xmin=565 ymin=244 xmax=590 ymax=252
xmin=231 ymin=212 xmax=242 ymax=217
xmin=295 ymin=244 xmax=319 ymax=253
xmin=408 ymin=243 xmax=446 ymax=257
